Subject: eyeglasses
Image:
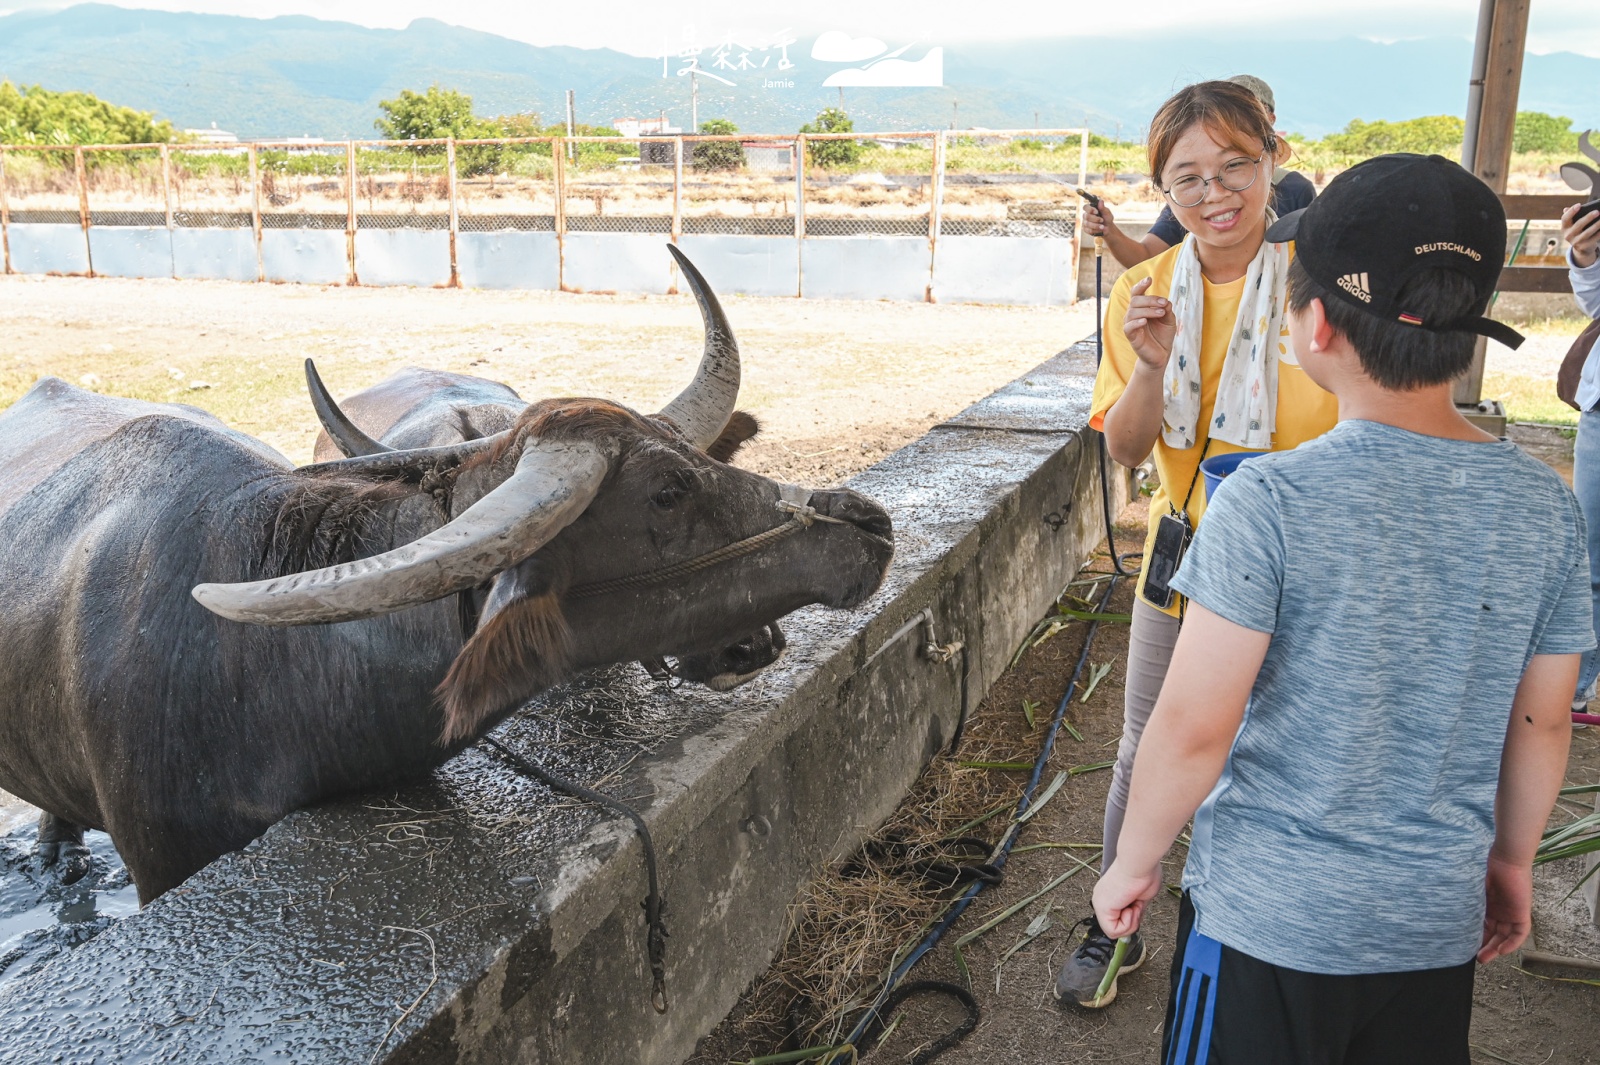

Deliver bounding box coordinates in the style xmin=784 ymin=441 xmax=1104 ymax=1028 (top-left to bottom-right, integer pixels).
xmin=1162 ymin=154 xmax=1264 ymax=208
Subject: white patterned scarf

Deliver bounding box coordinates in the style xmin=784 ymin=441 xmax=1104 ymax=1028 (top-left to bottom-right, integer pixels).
xmin=1160 ymin=217 xmax=1293 ymax=450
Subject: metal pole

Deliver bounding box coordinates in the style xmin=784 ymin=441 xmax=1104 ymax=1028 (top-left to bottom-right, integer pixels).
xmin=565 ymin=89 xmax=576 ymax=163
xmin=1074 ymin=128 xmax=1090 ymax=304
xmin=670 ymin=135 xmax=683 ymax=295
xmin=160 ymin=143 xmax=175 ymax=278
xmin=554 ymin=138 xmax=568 ymax=292
xmin=1462 ymin=0 xmax=1496 ymax=172
xmin=446 ymin=137 xmax=460 ymax=288
xmin=161 ymin=144 xmax=174 ymax=231
xmin=0 ymin=148 xmax=11 ymax=276
xmin=248 ymin=143 xmax=263 ymax=282
xmin=926 ymin=131 xmax=944 ymax=304
xmin=793 ymin=133 xmax=805 ymax=298
xmin=691 ymin=71 xmax=699 ymax=132
xmin=75 ymin=147 xmax=94 ymax=278
xmin=345 ymin=140 xmax=358 ymax=285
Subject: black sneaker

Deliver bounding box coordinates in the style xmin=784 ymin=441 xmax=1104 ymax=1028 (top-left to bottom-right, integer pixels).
xmin=1053 ymin=916 xmax=1146 ymax=1008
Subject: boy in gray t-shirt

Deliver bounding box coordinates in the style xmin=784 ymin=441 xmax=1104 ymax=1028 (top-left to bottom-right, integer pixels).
xmin=1093 ymin=154 xmax=1593 ymax=1062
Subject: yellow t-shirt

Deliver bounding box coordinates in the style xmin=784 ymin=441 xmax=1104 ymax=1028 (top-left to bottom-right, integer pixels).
xmin=1089 ymin=242 xmax=1339 ymax=616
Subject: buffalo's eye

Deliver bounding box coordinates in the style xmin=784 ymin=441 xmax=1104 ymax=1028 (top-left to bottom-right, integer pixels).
xmin=652 ymin=469 xmax=699 ymax=510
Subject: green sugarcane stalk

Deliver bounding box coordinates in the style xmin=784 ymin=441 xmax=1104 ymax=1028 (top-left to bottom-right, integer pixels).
xmin=1091 ymin=936 xmax=1132 ymax=1005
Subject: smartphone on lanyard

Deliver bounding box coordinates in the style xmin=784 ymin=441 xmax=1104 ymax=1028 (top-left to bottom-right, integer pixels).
xmin=1144 ymin=440 xmax=1211 ymax=610
xmin=1143 ymin=511 xmax=1191 ymax=609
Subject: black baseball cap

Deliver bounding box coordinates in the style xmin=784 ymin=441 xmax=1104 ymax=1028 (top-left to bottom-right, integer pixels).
xmin=1266 ymin=153 xmax=1524 ymax=349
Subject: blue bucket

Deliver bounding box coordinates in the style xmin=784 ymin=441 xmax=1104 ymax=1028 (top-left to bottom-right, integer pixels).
xmin=1200 ymin=451 xmax=1268 ymax=501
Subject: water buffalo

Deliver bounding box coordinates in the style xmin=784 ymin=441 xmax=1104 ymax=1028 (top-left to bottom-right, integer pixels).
xmin=0 ymin=248 xmax=894 ymax=903
xmin=302 ymin=360 xmax=780 ymax=691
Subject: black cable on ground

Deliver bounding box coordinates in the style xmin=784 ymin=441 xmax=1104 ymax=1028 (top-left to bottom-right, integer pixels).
xmin=831 ymin=573 xmax=1123 ymax=1061
xmin=854 ymin=981 xmax=981 ymax=1065
xmin=479 ymin=734 xmax=671 ymax=1014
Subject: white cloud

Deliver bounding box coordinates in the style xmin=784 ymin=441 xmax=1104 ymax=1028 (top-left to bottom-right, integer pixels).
xmin=822 ymin=46 xmax=943 ymax=87
xmin=810 ymin=30 xmax=886 ymax=63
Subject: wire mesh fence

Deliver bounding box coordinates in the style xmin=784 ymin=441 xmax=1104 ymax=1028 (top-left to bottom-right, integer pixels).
xmin=1 ymin=129 xmax=1090 ymax=298
xmin=456 ymin=139 xmax=556 ymax=232
xmin=255 ymin=144 xmax=349 ymax=230
xmin=2 ymin=148 xmax=83 ymax=222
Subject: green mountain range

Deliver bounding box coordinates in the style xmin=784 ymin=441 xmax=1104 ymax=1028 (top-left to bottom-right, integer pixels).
xmin=0 ymin=4 xmax=1596 ymax=140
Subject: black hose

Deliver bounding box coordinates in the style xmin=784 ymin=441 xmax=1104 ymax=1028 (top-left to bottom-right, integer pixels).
xmin=479 ymin=735 xmax=671 ymax=1014
xmin=836 ymin=574 xmax=1122 ymax=1059
xmin=855 ymin=980 xmax=981 ymax=1065
xmin=1093 ymin=243 xmax=1140 ymax=578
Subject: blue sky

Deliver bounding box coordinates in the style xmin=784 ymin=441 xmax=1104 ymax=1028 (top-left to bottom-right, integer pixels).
xmin=2 ymin=0 xmax=1599 ymax=58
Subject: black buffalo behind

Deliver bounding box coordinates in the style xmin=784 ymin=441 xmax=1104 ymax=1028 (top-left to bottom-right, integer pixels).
xmin=0 ymin=248 xmax=894 ymax=903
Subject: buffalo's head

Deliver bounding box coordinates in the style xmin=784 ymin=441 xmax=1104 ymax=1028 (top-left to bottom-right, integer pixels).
xmin=192 ymin=247 xmax=894 ymax=744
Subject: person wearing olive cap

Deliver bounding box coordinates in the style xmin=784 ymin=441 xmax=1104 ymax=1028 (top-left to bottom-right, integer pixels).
xmin=1092 ymin=154 xmax=1591 ymax=1061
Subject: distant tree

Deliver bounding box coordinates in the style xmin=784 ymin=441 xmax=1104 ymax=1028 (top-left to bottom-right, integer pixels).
xmin=1512 ymin=111 xmax=1579 ymax=155
xmin=1320 ymin=115 xmax=1464 ymax=159
xmin=692 ymin=118 xmax=744 ymax=171
xmin=0 ymin=80 xmax=173 ymax=145
xmin=375 ymin=85 xmax=508 ymax=174
xmin=800 ymin=108 xmax=860 ymax=168
xmin=375 ymin=85 xmax=497 ymax=142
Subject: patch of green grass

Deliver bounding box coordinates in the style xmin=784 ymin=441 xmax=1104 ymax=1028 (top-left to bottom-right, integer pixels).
xmin=1502 ymin=315 xmax=1591 ymax=337
xmin=1484 ymin=369 xmax=1578 ymax=427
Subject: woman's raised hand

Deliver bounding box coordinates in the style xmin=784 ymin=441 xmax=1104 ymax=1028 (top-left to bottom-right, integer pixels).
xmin=1124 ymin=276 xmax=1175 ymax=372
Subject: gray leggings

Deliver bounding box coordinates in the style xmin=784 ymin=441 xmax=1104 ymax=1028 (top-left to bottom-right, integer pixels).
xmin=1100 ymin=597 xmax=1181 ymax=871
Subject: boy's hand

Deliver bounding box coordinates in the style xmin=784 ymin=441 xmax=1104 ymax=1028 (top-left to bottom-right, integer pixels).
xmin=1093 ymin=859 xmax=1162 ymax=938
xmin=1124 ymin=276 xmax=1175 ymax=373
xmin=1562 ymin=201 xmax=1600 ymax=269
xmin=1478 ymin=852 xmax=1533 ymax=963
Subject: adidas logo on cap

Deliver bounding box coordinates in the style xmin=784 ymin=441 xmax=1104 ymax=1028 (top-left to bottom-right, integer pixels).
xmin=1337 ymin=272 xmax=1372 ymax=303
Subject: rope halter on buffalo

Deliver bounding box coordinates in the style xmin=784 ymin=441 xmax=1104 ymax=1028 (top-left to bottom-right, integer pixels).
xmin=566 ymin=487 xmax=849 ymax=601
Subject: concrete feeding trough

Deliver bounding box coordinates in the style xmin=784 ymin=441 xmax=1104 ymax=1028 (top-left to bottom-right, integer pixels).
xmin=0 ymin=339 xmax=1127 ymax=1064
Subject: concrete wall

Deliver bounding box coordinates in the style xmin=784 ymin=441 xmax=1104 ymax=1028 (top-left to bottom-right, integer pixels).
xmin=7 ymin=222 xmax=90 ymax=275
xmin=0 ymin=340 xmax=1129 ymax=1065
xmin=2 ymin=221 xmax=1090 ymax=307
xmin=87 ymin=227 xmax=173 ymax=280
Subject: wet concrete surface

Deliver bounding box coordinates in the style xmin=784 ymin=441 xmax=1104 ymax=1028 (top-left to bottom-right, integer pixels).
xmin=0 ymin=340 xmax=1123 ymax=1064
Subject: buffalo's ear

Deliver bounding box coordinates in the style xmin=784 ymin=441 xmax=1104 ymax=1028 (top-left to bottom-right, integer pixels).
xmin=705 ymin=410 xmax=760 ymax=464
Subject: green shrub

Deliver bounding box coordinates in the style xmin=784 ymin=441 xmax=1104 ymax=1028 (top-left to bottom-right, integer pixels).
xmin=800 ymin=108 xmax=860 ymax=168
xmin=1512 ymin=111 xmax=1580 ymax=155
xmin=692 ymin=118 xmax=744 ymax=172
xmin=1319 ymin=115 xmax=1464 ymax=161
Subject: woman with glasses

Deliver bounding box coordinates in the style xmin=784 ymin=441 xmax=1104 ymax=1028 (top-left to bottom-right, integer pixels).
xmin=1055 ymin=80 xmax=1338 ymax=1010
xmin=1084 ymin=74 xmax=1316 ymax=270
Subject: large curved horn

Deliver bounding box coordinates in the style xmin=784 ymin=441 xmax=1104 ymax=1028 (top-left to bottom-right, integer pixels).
xmin=305 ymin=359 xmax=392 ymax=457
xmin=658 ymin=245 xmax=740 ymax=450
xmin=193 ymin=439 xmax=609 ymax=625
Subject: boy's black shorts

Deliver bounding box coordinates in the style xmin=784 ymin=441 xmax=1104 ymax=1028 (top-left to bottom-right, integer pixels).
xmin=1162 ymin=893 xmax=1474 ymax=1065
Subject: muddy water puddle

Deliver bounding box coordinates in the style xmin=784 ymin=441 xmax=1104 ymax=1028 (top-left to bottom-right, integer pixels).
xmin=0 ymin=821 xmax=137 ymax=989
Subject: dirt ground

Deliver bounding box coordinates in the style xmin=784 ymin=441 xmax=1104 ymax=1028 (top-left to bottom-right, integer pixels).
xmin=691 ymin=479 xmax=1600 ymax=1065
xmin=0 ymin=274 xmax=1094 ymax=485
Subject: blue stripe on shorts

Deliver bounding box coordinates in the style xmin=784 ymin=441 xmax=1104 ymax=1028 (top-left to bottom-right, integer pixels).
xmin=1166 ymin=922 xmax=1222 ymax=1065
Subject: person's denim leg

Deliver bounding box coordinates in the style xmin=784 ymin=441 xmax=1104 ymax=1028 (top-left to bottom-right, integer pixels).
xmin=1571 ymin=410 xmax=1600 ymax=703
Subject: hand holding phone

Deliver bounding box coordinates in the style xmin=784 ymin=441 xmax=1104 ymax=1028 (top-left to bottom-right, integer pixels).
xmin=1566 ymin=197 xmax=1600 ymax=270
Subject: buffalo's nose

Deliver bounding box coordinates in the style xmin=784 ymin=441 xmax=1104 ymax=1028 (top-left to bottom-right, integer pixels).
xmin=810 ymin=489 xmax=893 ymax=541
